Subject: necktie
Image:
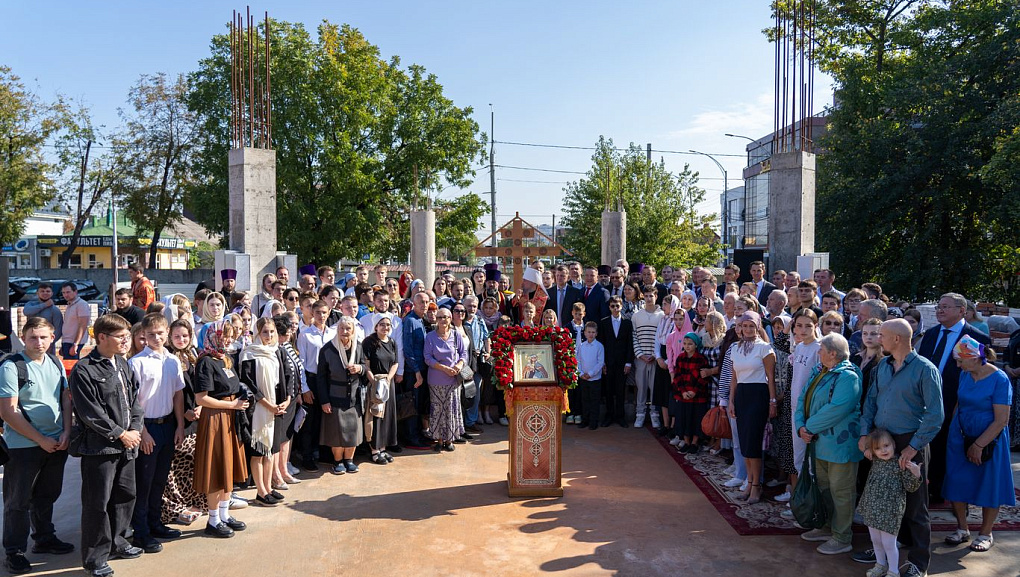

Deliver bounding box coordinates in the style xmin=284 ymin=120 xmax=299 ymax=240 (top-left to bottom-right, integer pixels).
xmin=931 ymin=328 xmax=951 ymax=371
xmin=584 ymin=287 xmax=591 ymax=300
xmin=557 ymin=288 xmax=565 ymax=322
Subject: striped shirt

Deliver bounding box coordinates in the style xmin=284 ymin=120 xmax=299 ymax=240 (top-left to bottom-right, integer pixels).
xmin=630 ymin=307 xmax=663 ymax=358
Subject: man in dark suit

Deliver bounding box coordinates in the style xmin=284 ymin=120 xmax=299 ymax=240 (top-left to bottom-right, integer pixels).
xmin=640 ymin=265 xmax=668 ymax=306
xmin=916 ymin=292 xmax=991 ymax=503
xmin=544 ymin=264 xmax=582 ymax=328
xmin=598 ymin=296 xmax=634 ymax=427
xmin=749 ymin=260 xmax=777 ymax=305
xmin=579 ymin=266 xmax=609 ymax=325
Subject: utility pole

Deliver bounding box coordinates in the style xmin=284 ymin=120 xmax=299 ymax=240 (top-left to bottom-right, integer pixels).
xmin=489 ymin=105 xmax=497 ymax=260
xmin=111 ymin=198 xmax=119 ymax=283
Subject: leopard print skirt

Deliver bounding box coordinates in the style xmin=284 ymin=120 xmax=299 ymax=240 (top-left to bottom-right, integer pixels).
xmin=161 ymin=433 xmax=208 ymax=524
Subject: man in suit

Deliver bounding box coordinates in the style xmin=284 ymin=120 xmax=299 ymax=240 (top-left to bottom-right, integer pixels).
xmin=579 ymin=266 xmax=610 ymax=325
xmin=605 ymin=267 xmax=627 ymax=299
xmin=749 ymin=260 xmax=778 ymax=305
xmin=640 ymin=265 xmax=668 ymax=306
xmin=598 ymin=296 xmax=634 ymax=427
xmin=544 ymin=265 xmax=582 ymax=328
xmin=916 ymin=292 xmax=991 ymax=504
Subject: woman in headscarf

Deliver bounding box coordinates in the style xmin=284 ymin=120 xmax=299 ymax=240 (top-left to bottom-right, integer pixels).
xmin=424 ymin=307 xmax=468 ymax=451
xmin=193 ymin=319 xmax=249 ymax=538
xmin=363 ymin=314 xmax=399 ymax=465
xmin=317 ymin=316 xmax=368 ymax=475
xmin=516 ymin=266 xmax=549 ymax=326
xmin=726 ymin=311 xmax=777 ymax=504
xmin=654 ymin=295 xmax=681 ymax=435
xmin=196 ymin=291 xmax=227 ymax=347
xmin=238 ymin=318 xmax=288 ymax=506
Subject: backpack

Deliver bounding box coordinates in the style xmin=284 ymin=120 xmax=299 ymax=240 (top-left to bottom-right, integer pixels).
xmin=0 ymin=352 xmax=64 ymax=464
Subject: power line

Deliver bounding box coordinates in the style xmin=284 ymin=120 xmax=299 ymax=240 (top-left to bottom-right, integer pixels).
xmin=495 ymin=164 xmax=587 ymax=175
xmin=493 ymin=139 xmax=746 ymax=158
xmin=498 ymin=178 xmax=569 ymax=184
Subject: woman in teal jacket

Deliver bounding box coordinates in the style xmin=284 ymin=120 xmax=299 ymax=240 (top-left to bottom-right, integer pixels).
xmin=794 ymin=332 xmax=864 ymax=555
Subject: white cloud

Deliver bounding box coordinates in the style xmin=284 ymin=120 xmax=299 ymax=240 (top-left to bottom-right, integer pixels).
xmin=665 ymin=92 xmax=775 ymax=140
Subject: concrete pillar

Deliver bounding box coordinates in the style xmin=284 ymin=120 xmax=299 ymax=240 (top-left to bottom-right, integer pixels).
xmin=410 ymin=210 xmax=436 ymax=292
xmin=274 ymin=253 xmax=298 ymax=288
xmin=213 ymin=250 xmax=252 ymax=292
xmin=600 ymin=210 xmax=626 ymax=267
xmin=768 ymin=151 xmax=816 ymax=274
xmin=228 ymin=147 xmax=277 ymax=294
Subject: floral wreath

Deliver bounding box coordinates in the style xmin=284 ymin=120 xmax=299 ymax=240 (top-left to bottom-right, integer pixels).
xmin=490 ymin=325 xmax=578 ymax=390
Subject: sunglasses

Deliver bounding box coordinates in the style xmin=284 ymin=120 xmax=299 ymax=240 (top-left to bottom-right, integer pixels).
xmin=453 ymin=309 xmax=466 ymax=314
xmin=822 ymin=321 xmax=842 ymax=326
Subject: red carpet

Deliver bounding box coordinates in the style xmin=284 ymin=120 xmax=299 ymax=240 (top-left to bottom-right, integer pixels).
xmin=648 ymin=426 xmax=1020 ymax=536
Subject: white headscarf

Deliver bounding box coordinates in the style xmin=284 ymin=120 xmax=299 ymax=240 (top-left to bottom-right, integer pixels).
xmin=239 ymin=337 xmax=279 ymax=456
xmin=522 ymin=267 xmax=548 ymax=297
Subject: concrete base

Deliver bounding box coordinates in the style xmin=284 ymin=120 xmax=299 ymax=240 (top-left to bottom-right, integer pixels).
xmin=228 ymin=147 xmax=278 ymax=293
xmin=768 ymin=151 xmax=815 ymax=274
xmin=410 ymin=210 xmax=436 ymax=291
xmin=600 ymin=210 xmax=626 ymax=267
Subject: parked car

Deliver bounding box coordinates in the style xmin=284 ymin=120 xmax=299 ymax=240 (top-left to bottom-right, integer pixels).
xmin=13 ymin=278 xmax=102 ymax=305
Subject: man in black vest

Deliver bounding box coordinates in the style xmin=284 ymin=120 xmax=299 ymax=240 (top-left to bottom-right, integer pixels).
xmin=916 ymin=292 xmax=990 ymax=503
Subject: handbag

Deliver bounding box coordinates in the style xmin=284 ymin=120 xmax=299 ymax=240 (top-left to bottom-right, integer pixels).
xmin=459 ymin=365 xmax=475 ymax=383
xmin=790 ymin=444 xmax=833 ymax=528
xmin=701 ymin=406 xmax=731 ymax=439
xmin=462 ymin=379 xmax=478 ymax=400
xmin=962 ymin=424 xmax=996 ymax=464
xmin=395 ymin=391 xmax=417 ymax=421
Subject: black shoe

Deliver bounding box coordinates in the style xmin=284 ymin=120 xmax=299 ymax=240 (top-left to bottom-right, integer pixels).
xmin=270 ymin=490 xmax=285 ymax=500
xmin=223 ymin=517 xmax=246 ymax=531
xmin=386 ymin=445 xmax=403 ymax=453
xmin=203 ymin=522 xmax=235 ymax=538
xmin=255 ymin=494 xmax=279 ymax=507
xmin=85 ymin=563 xmax=115 ymax=577
xmin=131 ymin=538 xmax=162 ymax=554
xmin=577 ymin=421 xmax=588 ymax=428
xmin=4 ymin=553 xmax=31 ymax=575
xmin=32 ymin=536 xmax=75 ymax=554
xmin=443 ymin=442 xmax=455 ymax=452
xmin=599 ymin=419 xmax=612 ymax=428
xmin=109 ymin=545 xmax=143 ymax=560
xmin=301 ymin=459 xmax=319 ymax=472
xmin=433 ymin=442 xmax=443 ymax=452
xmin=150 ymin=526 xmax=182 ymax=540
xmin=460 ymin=432 xmax=475 ymax=440
xmin=453 ymin=437 xmax=467 ymax=444
xmin=851 ymin=548 xmax=876 ymax=564
xmin=618 ymin=420 xmax=629 ymax=428
xmin=465 ymin=424 xmax=483 ymax=434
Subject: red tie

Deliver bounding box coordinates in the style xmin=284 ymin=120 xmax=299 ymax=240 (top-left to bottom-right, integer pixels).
xmin=584 ymin=287 xmax=591 ymax=300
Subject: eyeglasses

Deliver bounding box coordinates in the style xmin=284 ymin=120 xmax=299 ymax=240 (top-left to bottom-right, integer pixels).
xmin=452 ymin=309 xmax=466 ymax=314
xmin=102 ymin=332 xmax=132 ymax=341
xmin=609 ymin=304 xmax=621 ymax=308
xmin=822 ymin=321 xmax=842 ymax=327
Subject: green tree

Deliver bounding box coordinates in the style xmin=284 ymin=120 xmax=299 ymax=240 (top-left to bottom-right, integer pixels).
xmin=807 ymin=0 xmax=1020 ymax=302
xmin=560 ymin=137 xmax=720 ymax=269
xmin=115 ymin=73 xmax=199 ymax=269
xmin=52 ymin=100 xmax=124 ymax=269
xmin=186 ymin=20 xmax=485 ymax=265
xmin=0 ymin=66 xmax=60 ymax=246
xmin=434 ymin=193 xmax=489 ymax=263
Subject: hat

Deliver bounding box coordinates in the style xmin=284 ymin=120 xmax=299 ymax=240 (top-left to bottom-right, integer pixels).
xmin=485 ymin=268 xmax=502 ymax=282
xmin=220 ymin=269 xmax=237 ymax=281
xmin=598 ymin=264 xmax=612 ymax=276
xmin=483 ymin=262 xmax=499 ymax=272
xmin=631 ymin=262 xmax=645 ymax=274
xmin=953 ymin=335 xmax=986 ymax=364
xmin=683 ymin=332 xmax=702 ymax=349
xmin=298 ymin=264 xmax=317 ymax=277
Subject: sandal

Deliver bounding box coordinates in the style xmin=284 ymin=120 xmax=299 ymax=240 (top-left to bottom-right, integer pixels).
xmin=371 ymin=452 xmax=388 ymax=465
xmin=381 ymin=452 xmax=394 ymax=462
xmin=944 ymin=528 xmax=971 ymax=545
xmin=969 ymin=534 xmax=993 ymax=552
xmin=747 ymin=483 xmax=764 ymax=505
xmin=176 ymin=510 xmax=201 ymax=525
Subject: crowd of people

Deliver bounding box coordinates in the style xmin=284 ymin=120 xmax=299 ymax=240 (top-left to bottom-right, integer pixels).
xmin=1 ymin=258 xmax=1018 ymax=577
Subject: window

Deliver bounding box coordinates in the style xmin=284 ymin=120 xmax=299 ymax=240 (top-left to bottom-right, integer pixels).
xmin=88 ymin=254 xmax=100 ymax=269
xmin=69 ymin=254 xmax=82 ymax=269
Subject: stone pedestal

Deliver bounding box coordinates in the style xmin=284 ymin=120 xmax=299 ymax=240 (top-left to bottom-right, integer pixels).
xmin=228 ymin=147 xmax=277 ymax=293
xmin=274 ymin=253 xmax=298 ymax=288
xmin=507 ymin=384 xmax=563 ymax=498
xmin=410 ymin=210 xmax=436 ymax=292
xmin=768 ymin=151 xmax=815 ymax=274
xmin=600 ymin=210 xmax=626 ymax=267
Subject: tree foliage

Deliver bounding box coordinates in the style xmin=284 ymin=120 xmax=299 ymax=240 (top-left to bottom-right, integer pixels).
xmin=808 ymin=0 xmax=1020 ymax=303
xmin=0 ymin=66 xmax=60 ymax=246
xmin=115 ymin=73 xmax=199 ymax=269
xmin=186 ymin=20 xmax=486 ymax=265
xmin=560 ymin=137 xmax=720 ymax=269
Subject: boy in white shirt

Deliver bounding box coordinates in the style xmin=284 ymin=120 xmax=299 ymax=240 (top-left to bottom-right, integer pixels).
xmin=128 ymin=313 xmax=186 ymax=553
xmin=576 ymin=322 xmax=605 ymax=430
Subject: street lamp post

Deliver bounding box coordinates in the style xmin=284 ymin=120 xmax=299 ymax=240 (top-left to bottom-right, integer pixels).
xmin=688 ymin=149 xmax=728 ymax=263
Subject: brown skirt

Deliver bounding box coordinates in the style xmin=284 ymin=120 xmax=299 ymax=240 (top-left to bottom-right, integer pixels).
xmin=194 ymin=399 xmax=248 ymax=495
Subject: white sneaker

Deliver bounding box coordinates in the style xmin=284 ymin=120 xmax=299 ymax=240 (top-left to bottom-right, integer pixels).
xmin=634 ymin=414 xmax=646 ymax=428
xmin=650 ymin=413 xmax=662 ymax=428
xmin=765 ymin=478 xmax=785 ymax=488
xmin=723 ymin=477 xmax=745 ymax=488
xmin=498 ymin=417 xmax=509 ymax=426
xmin=669 ymin=436 xmax=682 ymax=446
xmin=286 ymin=462 xmax=300 ymax=477
xmin=724 ymin=465 xmax=736 ymax=475
xmin=739 ymin=481 xmax=749 ymax=492
xmin=229 ymin=495 xmax=249 ymax=510
xmin=781 ymin=508 xmax=795 ymax=519
xmin=774 ymin=491 xmax=792 ymax=503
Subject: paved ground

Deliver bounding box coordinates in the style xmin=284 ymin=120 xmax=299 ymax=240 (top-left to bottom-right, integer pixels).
xmin=2 ymin=425 xmax=1018 ymax=577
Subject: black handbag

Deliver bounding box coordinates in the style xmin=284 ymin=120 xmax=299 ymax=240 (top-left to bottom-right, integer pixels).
xmin=962 ymin=429 xmax=996 ymax=464
xmin=462 ymin=379 xmax=478 ymax=400
xmin=395 ymin=391 xmax=417 ymax=421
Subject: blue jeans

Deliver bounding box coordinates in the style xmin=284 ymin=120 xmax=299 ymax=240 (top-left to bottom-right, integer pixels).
xmin=60 ymin=342 xmax=80 ymax=359
xmin=465 ymin=373 xmax=482 ymax=426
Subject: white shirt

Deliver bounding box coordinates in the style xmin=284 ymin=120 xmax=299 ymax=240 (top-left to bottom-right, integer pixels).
xmin=754 ymin=279 xmax=766 ymax=300
xmin=128 ymin=346 xmax=185 ymax=418
xmin=935 ymin=318 xmax=966 ymax=372
xmin=731 ymin=341 xmax=775 ymax=384
xmin=297 ymin=323 xmax=337 ymax=374
xmin=360 ymin=312 xmax=405 ymax=375
xmin=576 ymin=339 xmax=605 ymax=380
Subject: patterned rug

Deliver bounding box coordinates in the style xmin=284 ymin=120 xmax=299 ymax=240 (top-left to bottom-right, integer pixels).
xmin=649 ymin=428 xmax=1020 ymax=536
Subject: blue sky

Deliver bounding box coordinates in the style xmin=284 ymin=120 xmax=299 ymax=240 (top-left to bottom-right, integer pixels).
xmin=3 ymin=1 xmax=832 ymax=235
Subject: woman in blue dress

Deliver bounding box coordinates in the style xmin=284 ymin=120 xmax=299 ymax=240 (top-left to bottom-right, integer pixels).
xmin=942 ymin=335 xmax=1015 ymax=552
